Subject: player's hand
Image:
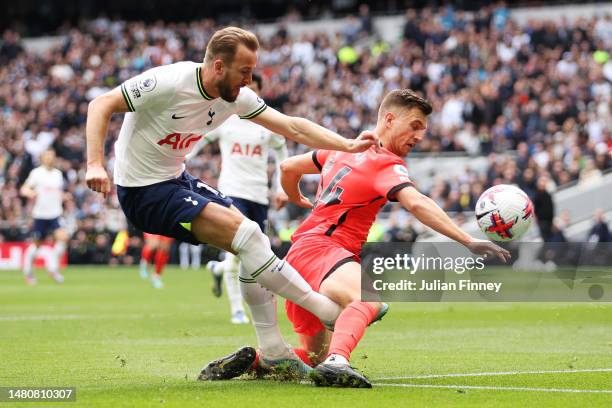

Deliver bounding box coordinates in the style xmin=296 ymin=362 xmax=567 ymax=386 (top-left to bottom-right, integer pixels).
xmin=346 ymin=131 xmax=379 ymax=153
xmin=86 ymin=164 xmax=111 ymax=198
xmin=288 ymin=194 xmax=313 ymax=209
xmin=273 ymin=191 xmax=289 ymax=210
xmin=465 ymin=238 xmax=511 ymax=263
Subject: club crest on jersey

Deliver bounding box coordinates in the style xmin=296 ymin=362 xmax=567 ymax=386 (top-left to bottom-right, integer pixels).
xmin=157 ymin=133 xmax=203 ymax=150
xmin=206 ymin=109 xmax=215 ymax=126
xmin=354 ymin=152 xmax=366 ymax=165
xmin=138 ymin=75 xmax=157 ymax=93
xmin=231 ymin=143 xmax=262 ymax=157
xmin=321 ymin=154 xmax=337 ymax=176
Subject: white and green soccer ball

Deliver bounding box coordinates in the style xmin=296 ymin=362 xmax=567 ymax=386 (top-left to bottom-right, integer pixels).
xmin=475 ymin=184 xmax=534 ymax=242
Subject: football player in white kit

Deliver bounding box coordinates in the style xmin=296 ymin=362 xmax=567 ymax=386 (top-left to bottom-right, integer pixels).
xmin=188 ymin=74 xmax=288 ymax=325
xmin=85 ymin=27 xmax=378 ymax=377
xmin=20 ymin=149 xmax=68 ymax=285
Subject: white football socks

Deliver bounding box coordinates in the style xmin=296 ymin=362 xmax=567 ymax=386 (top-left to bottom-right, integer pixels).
xmin=23 ymin=244 xmax=38 ymax=276
xmin=223 ymin=252 xmax=244 ymax=315
xmin=55 ymin=241 xmax=66 ymax=258
xmin=239 ymin=266 xmax=292 ymax=359
xmin=179 ymin=243 xmax=190 ymax=269
xmin=190 ymin=245 xmax=202 ymax=269
xmin=231 ymin=218 xmax=342 ymax=324
xmin=48 ymin=241 xmax=66 ymax=275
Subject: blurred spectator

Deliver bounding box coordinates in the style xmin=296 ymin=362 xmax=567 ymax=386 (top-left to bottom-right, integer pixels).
xmin=0 ymin=6 xmax=611 ymax=259
xmin=533 ymin=176 xmax=555 ymax=241
xmin=588 ymin=209 xmax=610 ymax=242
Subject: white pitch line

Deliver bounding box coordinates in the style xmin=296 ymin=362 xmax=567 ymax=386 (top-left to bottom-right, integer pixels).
xmin=0 ymin=313 xmax=176 ymax=321
xmin=374 ymin=383 xmax=612 ymax=394
xmin=376 ymin=368 xmax=612 ymax=381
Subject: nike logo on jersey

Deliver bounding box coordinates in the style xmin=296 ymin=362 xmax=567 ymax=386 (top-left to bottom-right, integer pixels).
xmin=206 ymin=109 xmax=215 ymax=126
xmin=172 ymin=113 xmax=186 ymax=119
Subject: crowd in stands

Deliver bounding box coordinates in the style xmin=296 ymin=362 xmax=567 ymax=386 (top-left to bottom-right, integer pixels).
xmin=0 ymin=3 xmax=610 ymax=263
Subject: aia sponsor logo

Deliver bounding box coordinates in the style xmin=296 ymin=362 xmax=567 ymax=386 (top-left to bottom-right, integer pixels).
xmin=157 ymin=133 xmax=203 ymax=150
xmin=231 ymin=143 xmax=262 ymax=156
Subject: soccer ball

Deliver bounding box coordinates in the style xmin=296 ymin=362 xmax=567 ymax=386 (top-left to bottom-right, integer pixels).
xmin=475 ymin=184 xmax=534 ymax=242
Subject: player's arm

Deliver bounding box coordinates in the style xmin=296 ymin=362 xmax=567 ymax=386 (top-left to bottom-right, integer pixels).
xmin=19 ymin=179 xmax=36 ymax=200
xmin=85 ymin=87 xmax=130 ymax=197
xmin=396 ymin=187 xmax=511 ymax=262
xmin=279 ymin=152 xmax=321 ymax=209
xmin=271 ymin=137 xmax=289 ymax=209
xmin=250 ymin=107 xmax=378 ymax=153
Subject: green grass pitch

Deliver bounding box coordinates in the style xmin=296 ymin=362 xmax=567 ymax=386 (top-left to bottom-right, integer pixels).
xmin=1 ymin=266 xmax=611 ymax=407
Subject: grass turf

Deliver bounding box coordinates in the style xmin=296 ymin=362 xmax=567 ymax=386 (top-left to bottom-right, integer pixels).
xmin=0 ymin=266 xmax=610 ymax=407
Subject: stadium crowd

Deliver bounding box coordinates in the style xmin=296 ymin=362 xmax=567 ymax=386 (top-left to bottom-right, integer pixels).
xmin=0 ymin=3 xmax=610 ymax=263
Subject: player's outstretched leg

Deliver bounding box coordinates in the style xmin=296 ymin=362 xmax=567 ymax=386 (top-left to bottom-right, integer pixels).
xmin=310 ymin=302 xmax=378 ymax=388
xmin=192 ymin=204 xmax=342 ymax=326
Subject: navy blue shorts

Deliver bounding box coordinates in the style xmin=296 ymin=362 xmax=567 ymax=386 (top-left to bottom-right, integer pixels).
xmin=31 ymin=218 xmax=61 ymax=240
xmin=230 ymin=197 xmax=269 ymax=232
xmin=117 ymin=172 xmax=233 ymax=245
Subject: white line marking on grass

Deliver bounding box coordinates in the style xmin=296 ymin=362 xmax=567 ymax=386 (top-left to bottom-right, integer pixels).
xmin=377 ymin=368 xmax=612 ymax=381
xmin=0 ymin=313 xmax=178 ymax=321
xmin=375 ymin=383 xmax=612 ymax=394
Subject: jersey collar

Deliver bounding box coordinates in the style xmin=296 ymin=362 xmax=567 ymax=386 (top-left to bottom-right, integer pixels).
xmin=196 ymin=66 xmax=215 ymax=100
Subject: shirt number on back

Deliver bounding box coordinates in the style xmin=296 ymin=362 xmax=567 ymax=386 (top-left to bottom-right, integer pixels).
xmin=196 ymin=181 xmax=225 ymax=198
xmin=317 ymin=166 xmax=351 ymax=207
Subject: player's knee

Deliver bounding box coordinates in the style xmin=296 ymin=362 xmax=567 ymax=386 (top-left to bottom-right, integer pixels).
xmin=321 ymin=284 xmax=360 ymax=309
xmin=231 ymin=218 xmax=268 ymax=253
xmin=55 ymin=229 xmax=69 ymax=242
xmin=197 ymin=203 xmax=243 ymax=232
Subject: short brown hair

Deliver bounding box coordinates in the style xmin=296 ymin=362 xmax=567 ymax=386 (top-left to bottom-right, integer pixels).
xmin=204 ymin=27 xmax=259 ymax=64
xmin=378 ymin=89 xmax=432 ymax=118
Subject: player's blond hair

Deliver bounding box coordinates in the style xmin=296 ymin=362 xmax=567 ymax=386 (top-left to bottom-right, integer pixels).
xmin=204 ymin=27 xmax=259 ymax=64
xmin=378 ymin=89 xmax=432 ymax=118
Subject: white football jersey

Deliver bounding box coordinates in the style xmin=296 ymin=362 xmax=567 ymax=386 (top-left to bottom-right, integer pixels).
xmin=205 ymin=115 xmax=286 ymax=205
xmin=114 ymin=61 xmax=267 ymax=187
xmin=23 ymin=167 xmax=64 ymax=219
